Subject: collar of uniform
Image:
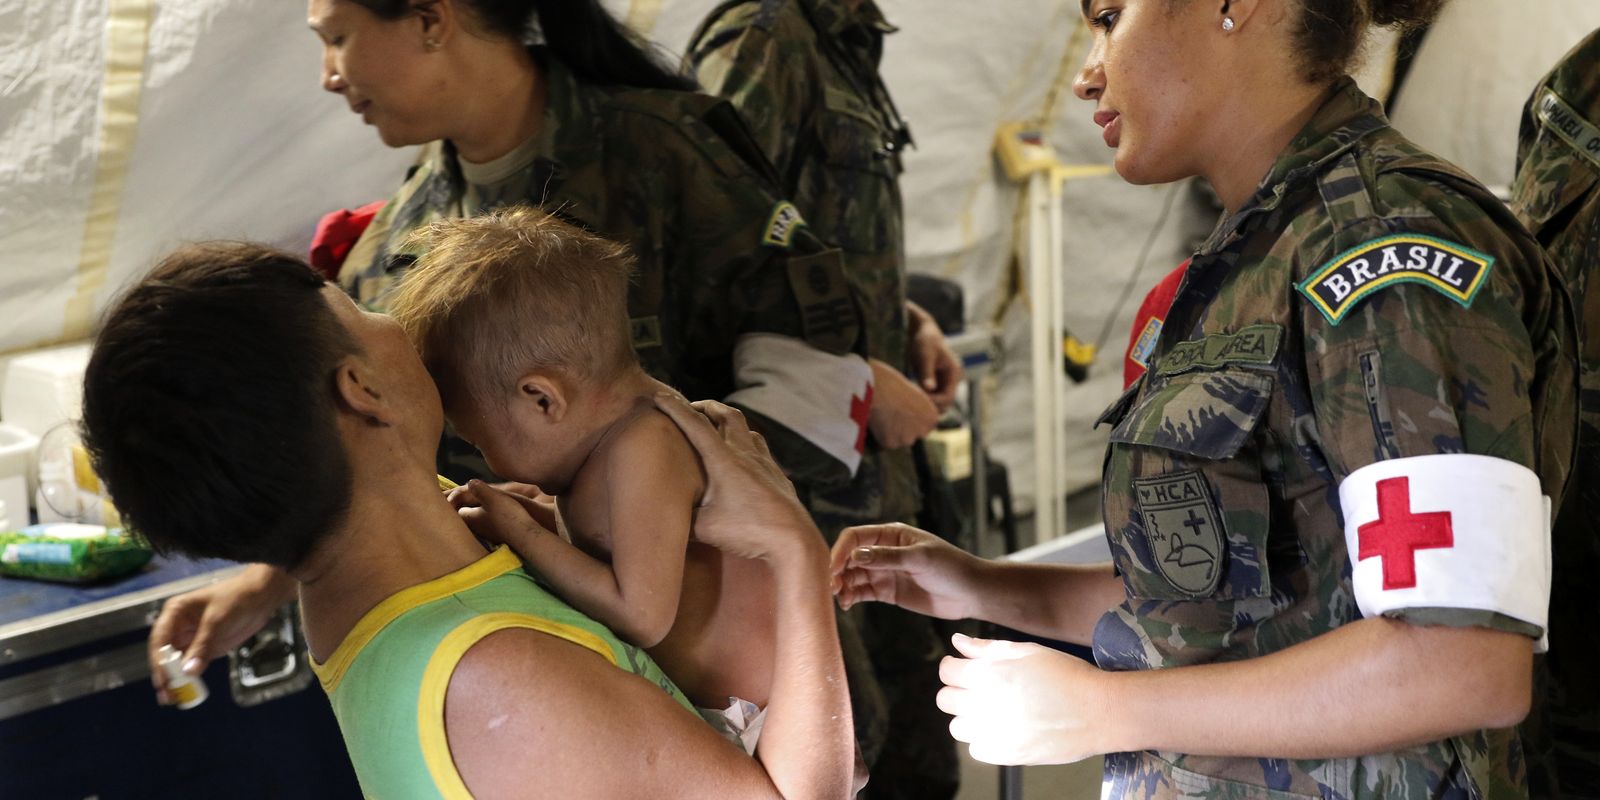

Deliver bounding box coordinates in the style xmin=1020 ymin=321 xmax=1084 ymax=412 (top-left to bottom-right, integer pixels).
xmin=1199 ymin=78 xmax=1388 ymax=255
xmin=520 ymin=50 xmax=608 ymax=228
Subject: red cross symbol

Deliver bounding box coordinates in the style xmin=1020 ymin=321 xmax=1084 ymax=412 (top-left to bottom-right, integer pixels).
xmin=1357 ymin=476 xmax=1454 ymax=590
xmin=850 ymin=383 xmax=874 ymax=454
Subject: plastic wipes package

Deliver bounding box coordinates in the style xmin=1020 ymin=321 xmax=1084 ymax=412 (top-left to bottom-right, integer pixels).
xmin=0 ymin=524 xmax=153 ymax=583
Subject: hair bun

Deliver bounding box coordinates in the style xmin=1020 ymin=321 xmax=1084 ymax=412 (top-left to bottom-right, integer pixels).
xmin=1368 ymin=0 xmax=1446 ymax=28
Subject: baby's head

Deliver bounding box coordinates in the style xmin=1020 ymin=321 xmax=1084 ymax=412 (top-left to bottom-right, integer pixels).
xmin=388 ymin=206 xmax=637 ymax=487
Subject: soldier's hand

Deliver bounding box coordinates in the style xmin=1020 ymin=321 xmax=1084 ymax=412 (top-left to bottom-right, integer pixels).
xmin=147 ymin=564 xmax=292 ymax=705
xmin=866 ymin=359 xmax=939 ymax=449
xmin=907 ymin=301 xmax=963 ymax=412
xmin=830 ymin=522 xmax=985 ymax=620
xmin=937 ymin=633 xmax=1112 ymax=765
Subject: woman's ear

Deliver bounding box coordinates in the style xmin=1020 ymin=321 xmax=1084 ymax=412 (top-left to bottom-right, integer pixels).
xmin=411 ymin=0 xmax=456 ymax=48
xmin=334 ymin=356 xmax=396 ymax=427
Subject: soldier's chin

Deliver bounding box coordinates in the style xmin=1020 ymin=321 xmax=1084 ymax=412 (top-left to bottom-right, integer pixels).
xmin=373 ymin=125 xmax=428 ymax=149
xmin=1113 ymin=148 xmax=1188 ymax=188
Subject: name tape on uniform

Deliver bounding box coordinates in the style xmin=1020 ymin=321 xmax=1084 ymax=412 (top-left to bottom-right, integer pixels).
xmin=1296 ymin=234 xmax=1494 ymax=325
xmin=1154 ymin=323 xmax=1281 ymax=376
xmin=762 ymin=201 xmax=807 ymax=248
xmin=1537 ymin=87 xmax=1600 ymax=171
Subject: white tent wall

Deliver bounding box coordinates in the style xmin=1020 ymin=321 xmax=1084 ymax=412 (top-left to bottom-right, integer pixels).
xmin=2 ymin=0 xmax=1595 ymax=528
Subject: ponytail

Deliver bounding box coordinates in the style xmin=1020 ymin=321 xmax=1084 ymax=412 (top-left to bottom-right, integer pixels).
xmin=528 ymin=0 xmax=698 ymax=91
xmin=348 ymin=0 xmax=698 ymax=91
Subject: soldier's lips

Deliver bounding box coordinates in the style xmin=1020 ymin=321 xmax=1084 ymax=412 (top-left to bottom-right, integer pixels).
xmin=1095 ymin=111 xmax=1121 ymax=148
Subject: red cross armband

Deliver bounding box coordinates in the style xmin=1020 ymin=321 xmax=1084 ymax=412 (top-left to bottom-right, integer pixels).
xmin=1339 ymin=454 xmax=1552 ymax=651
xmin=725 ymin=333 xmax=874 ymax=476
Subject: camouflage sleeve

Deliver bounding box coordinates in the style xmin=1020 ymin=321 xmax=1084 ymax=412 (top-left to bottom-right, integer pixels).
xmin=687 ymin=3 xmax=814 ymax=180
xmin=1299 ymin=172 xmax=1554 ymax=639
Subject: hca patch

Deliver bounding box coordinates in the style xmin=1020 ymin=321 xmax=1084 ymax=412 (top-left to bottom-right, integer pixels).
xmin=1296 ymin=234 xmax=1494 ymax=325
xmin=762 ymin=201 xmax=807 ymax=248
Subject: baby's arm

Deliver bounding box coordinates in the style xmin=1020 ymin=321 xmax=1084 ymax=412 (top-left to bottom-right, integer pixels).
xmin=500 ymin=413 xmax=703 ymax=648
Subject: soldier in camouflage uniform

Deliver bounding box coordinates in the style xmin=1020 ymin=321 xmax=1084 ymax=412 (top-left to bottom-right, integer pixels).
xmin=1511 ymin=28 xmax=1600 ymax=800
xmin=687 ymin=1 xmax=961 ymax=795
xmin=145 ymin=0 xmax=894 ymax=756
xmin=831 ymin=1 xmax=1579 ymax=797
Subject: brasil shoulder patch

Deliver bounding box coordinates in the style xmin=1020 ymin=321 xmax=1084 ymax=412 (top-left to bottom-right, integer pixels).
xmin=762 ymin=201 xmax=807 ymax=248
xmin=1295 ymin=234 xmax=1494 ymax=325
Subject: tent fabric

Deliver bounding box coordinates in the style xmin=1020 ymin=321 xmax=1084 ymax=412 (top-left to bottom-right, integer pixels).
xmin=4 ymin=0 xmax=1596 ymax=517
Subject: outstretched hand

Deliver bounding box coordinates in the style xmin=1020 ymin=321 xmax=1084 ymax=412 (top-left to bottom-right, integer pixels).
xmin=937 ymin=633 xmax=1114 ymax=765
xmin=829 ymin=522 xmax=986 ymax=621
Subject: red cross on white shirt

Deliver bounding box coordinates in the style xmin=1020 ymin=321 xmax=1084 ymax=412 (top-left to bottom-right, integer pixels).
xmin=1357 ymin=476 xmax=1455 ymax=590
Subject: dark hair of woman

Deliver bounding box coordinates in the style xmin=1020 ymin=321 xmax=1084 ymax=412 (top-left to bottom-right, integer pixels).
xmin=349 ymin=0 xmax=698 ymax=91
xmin=1290 ymin=0 xmax=1447 ymax=83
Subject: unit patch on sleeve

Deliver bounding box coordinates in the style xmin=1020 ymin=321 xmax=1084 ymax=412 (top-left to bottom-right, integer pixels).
xmin=1129 ymin=317 xmax=1162 ymax=369
xmin=762 ymin=201 xmax=807 ymax=248
xmin=1132 ymin=470 xmax=1225 ymax=597
xmin=1295 ymin=234 xmax=1495 ymax=325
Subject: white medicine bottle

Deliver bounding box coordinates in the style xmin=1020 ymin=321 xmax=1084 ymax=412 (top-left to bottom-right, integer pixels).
xmin=156 ymin=644 xmax=209 ymax=709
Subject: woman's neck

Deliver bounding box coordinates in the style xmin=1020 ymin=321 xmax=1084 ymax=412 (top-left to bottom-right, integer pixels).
xmin=450 ymin=47 xmax=549 ymax=164
xmin=293 ymin=466 xmax=489 ymax=663
xmin=1202 ymin=81 xmax=1332 ymax=215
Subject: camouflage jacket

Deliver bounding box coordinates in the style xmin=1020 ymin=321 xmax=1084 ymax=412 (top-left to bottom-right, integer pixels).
xmin=1510 ymin=28 xmax=1600 ymax=800
xmin=1094 ymin=79 xmax=1578 ymax=799
xmin=340 ymin=52 xmax=864 ymax=489
xmin=688 ymin=0 xmax=921 ymax=529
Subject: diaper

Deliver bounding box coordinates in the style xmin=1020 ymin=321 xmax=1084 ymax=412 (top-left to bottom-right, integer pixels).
xmin=697 ymin=696 xmax=766 ymax=756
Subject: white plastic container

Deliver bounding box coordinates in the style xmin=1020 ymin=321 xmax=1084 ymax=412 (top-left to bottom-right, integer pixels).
xmin=0 ymin=423 xmax=37 ymax=528
xmin=0 ymin=343 xmax=92 ymax=439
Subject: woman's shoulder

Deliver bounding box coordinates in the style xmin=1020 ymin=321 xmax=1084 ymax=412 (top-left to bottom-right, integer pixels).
xmin=1284 ymin=128 xmax=1564 ymax=334
xmin=596 ymin=85 xmax=781 ymax=185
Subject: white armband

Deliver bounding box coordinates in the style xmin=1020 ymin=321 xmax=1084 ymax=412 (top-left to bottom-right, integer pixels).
xmin=724 ymin=333 xmax=873 ymax=476
xmin=1339 ymin=454 xmax=1551 ymax=651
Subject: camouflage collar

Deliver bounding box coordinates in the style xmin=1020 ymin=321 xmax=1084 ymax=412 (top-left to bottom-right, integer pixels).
xmin=534 ymin=52 xmax=610 ymax=180
xmin=1201 ymin=78 xmax=1389 ymax=254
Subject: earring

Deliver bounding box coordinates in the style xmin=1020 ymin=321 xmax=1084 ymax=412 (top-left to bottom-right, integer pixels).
xmin=424 ymin=38 xmax=441 ymax=51
xmin=1222 ymin=17 xmax=1236 ymax=31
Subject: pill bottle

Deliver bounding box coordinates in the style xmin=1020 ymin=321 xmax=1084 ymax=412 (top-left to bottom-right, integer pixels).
xmin=156 ymin=644 xmax=209 ymax=710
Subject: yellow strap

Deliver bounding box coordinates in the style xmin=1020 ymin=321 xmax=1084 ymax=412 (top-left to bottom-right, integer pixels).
xmin=418 ymin=613 xmax=618 ymax=799
xmin=62 ymin=0 xmax=153 ymax=341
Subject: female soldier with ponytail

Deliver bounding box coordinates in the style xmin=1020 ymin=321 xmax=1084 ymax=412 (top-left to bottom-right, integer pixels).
xmin=830 ymin=1 xmax=1580 ymax=796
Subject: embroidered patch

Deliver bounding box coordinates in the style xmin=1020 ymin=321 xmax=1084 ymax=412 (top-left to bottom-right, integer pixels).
xmin=1154 ymin=324 xmax=1281 ymax=377
xmin=629 ymin=316 xmax=663 ymax=350
xmin=1132 ymin=470 xmax=1224 ymax=597
xmin=1129 ymin=317 xmax=1162 ymax=369
xmin=1536 ymin=87 xmax=1600 ymax=170
xmin=762 ymin=201 xmax=807 ymax=248
xmin=786 ymin=250 xmax=858 ymax=355
xmin=1296 ymin=235 xmax=1495 ymax=325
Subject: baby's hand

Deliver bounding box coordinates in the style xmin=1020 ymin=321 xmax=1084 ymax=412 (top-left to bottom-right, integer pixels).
xmin=450 ymin=480 xmax=558 ymax=551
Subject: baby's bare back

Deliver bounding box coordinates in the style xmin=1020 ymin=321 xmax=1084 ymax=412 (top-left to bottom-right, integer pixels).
xmin=563 ymin=405 xmax=775 ymax=710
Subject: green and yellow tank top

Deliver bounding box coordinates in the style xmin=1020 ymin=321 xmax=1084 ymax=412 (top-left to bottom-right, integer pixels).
xmin=309 ymin=546 xmax=694 ymax=799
